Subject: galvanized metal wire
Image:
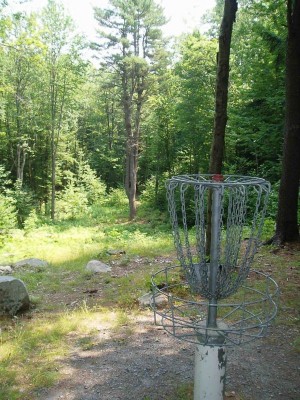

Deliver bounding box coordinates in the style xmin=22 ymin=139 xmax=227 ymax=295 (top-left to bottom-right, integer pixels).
xmin=151 ymin=266 xmax=279 ymax=346
xmin=166 ymin=174 xmax=271 ymax=300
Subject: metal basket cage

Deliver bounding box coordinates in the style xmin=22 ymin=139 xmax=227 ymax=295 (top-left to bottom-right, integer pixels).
xmin=166 ymin=174 xmax=271 ymax=300
xmin=151 ymin=265 xmax=279 ymax=347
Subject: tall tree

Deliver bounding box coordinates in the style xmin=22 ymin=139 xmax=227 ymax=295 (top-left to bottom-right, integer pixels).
xmin=94 ymin=0 xmax=166 ymax=219
xmin=206 ymin=0 xmax=238 ymax=255
xmin=209 ymin=0 xmax=238 ymax=174
xmin=226 ymin=0 xmax=285 ymax=181
xmin=2 ymin=12 xmax=42 ymax=185
xmin=274 ymin=0 xmax=300 ymax=243
xmin=40 ymin=0 xmax=85 ymax=219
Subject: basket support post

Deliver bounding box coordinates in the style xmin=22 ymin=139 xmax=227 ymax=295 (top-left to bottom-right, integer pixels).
xmin=194 ymin=342 xmax=226 ymax=400
xmin=207 ymin=186 xmax=222 ymax=328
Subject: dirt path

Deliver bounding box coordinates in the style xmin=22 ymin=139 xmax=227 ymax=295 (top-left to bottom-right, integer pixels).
xmin=35 ymin=313 xmax=299 ymax=400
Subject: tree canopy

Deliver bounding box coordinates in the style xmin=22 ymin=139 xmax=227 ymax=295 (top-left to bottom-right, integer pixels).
xmin=0 ymin=0 xmax=298 ymax=243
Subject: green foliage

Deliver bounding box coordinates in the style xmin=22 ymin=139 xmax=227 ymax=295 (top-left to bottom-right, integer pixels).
xmin=24 ymin=209 xmax=40 ymax=233
xmin=174 ymin=32 xmax=216 ymax=173
xmin=0 ymin=0 xmax=289 ymax=233
xmin=0 ymin=165 xmax=12 ymax=192
xmin=0 ymin=194 xmax=17 ymax=230
xmin=168 ymin=383 xmax=193 ymax=400
xmin=261 ymin=218 xmax=276 ymax=240
xmin=139 ymin=174 xmax=169 ymax=211
xmin=56 ymin=183 xmax=89 ymax=220
xmin=225 ymin=0 xmax=286 ymax=182
xmin=0 ymin=166 xmax=18 ymax=244
xmin=76 ymin=160 xmax=107 ymax=205
xmin=76 ymin=70 xmax=125 ymax=190
xmin=11 ymin=180 xmax=36 ymax=227
xmin=105 ymin=188 xmax=128 ymax=207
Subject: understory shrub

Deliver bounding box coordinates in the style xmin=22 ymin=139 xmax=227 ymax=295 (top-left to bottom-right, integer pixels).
xmin=0 ymin=194 xmax=17 ymax=230
xmin=56 ymin=184 xmax=89 ymax=220
xmin=139 ymin=174 xmax=169 ymax=211
xmin=12 ymin=180 xmax=36 ymax=227
xmin=105 ymin=188 xmax=128 ymax=207
xmin=24 ymin=209 xmax=41 ymax=232
xmin=77 ymin=162 xmax=107 ymax=205
xmin=0 ymin=194 xmax=17 ymax=246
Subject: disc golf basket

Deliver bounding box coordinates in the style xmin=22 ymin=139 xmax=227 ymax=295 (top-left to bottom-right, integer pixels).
xmin=151 ymin=174 xmax=279 ymax=399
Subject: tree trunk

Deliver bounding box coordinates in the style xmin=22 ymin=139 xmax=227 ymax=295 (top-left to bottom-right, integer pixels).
xmin=50 ymin=64 xmax=57 ymax=221
xmin=273 ymin=0 xmax=300 ymax=244
xmin=209 ymin=0 xmax=238 ymax=174
xmin=123 ymin=67 xmax=144 ymax=220
xmin=15 ymin=77 xmax=26 ymax=185
xmin=16 ymin=143 xmax=26 ymax=183
xmin=123 ymin=81 xmax=137 ymax=220
xmin=125 ymin=140 xmax=138 ymax=220
xmin=51 ymin=127 xmax=56 ymax=221
xmin=207 ymin=0 xmax=238 ymax=255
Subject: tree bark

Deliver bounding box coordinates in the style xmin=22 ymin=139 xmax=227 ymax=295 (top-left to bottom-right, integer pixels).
xmin=125 ymin=138 xmax=138 ymax=220
xmin=209 ymin=0 xmax=238 ymax=174
xmin=273 ymin=0 xmax=300 ymax=244
xmin=50 ymin=65 xmax=56 ymax=221
xmin=123 ymin=67 xmax=138 ymax=220
xmin=16 ymin=143 xmax=27 ymax=183
xmin=15 ymin=73 xmax=26 ymax=185
xmin=124 ymin=86 xmax=142 ymax=220
xmin=206 ymin=0 xmax=238 ymax=255
xmin=123 ymin=60 xmax=144 ymax=220
xmin=51 ymin=137 xmax=56 ymax=221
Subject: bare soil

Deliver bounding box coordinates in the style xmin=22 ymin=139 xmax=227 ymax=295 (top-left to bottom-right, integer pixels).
xmin=35 ymin=246 xmax=299 ymax=400
xmin=34 ymin=317 xmax=299 ymax=400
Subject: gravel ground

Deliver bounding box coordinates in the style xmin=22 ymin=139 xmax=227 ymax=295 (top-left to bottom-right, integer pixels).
xmin=35 ymin=314 xmax=299 ymax=400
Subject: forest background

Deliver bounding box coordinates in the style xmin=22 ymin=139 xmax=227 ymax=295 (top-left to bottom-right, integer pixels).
xmin=0 ymin=0 xmax=295 ymax=237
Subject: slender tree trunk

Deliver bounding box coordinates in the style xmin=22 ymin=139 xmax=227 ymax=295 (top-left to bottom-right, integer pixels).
xmin=124 ymin=106 xmax=140 ymax=220
xmin=16 ymin=143 xmax=26 ymax=183
xmin=123 ymin=79 xmax=137 ymax=220
xmin=123 ymin=69 xmax=143 ymax=220
xmin=207 ymin=0 xmax=238 ymax=255
xmin=50 ymin=65 xmax=56 ymax=221
xmin=15 ymin=77 xmax=26 ymax=185
xmin=209 ymin=0 xmax=238 ymax=174
xmin=273 ymin=0 xmax=300 ymax=244
xmin=125 ymin=133 xmax=138 ymax=220
xmin=51 ymin=132 xmax=56 ymax=221
xmin=50 ymin=67 xmax=67 ymax=220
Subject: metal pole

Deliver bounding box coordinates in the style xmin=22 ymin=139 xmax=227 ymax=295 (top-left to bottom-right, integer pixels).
xmin=194 ymin=341 xmax=227 ymax=400
xmin=194 ymin=185 xmax=226 ymax=400
xmin=207 ymin=186 xmax=221 ymax=328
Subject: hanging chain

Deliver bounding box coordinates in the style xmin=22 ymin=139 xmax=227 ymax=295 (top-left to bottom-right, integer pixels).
xmin=166 ymin=175 xmax=271 ymax=300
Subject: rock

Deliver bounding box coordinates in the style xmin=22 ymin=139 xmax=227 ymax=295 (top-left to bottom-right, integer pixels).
xmin=0 ymin=276 xmax=30 ymax=315
xmin=107 ymin=249 xmax=126 ymax=256
xmin=0 ymin=266 xmax=13 ymax=274
xmin=13 ymin=258 xmax=48 ymax=270
xmin=138 ymin=292 xmax=168 ymax=308
xmin=86 ymin=260 xmax=111 ymax=273
xmin=225 ymin=391 xmax=237 ymax=398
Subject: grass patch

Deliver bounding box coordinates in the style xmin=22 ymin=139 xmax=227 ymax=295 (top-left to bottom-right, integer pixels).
xmin=168 ymin=382 xmax=193 ymax=399
xmin=0 ymin=313 xmax=73 ymax=399
xmin=0 ymin=306 xmax=139 ymax=399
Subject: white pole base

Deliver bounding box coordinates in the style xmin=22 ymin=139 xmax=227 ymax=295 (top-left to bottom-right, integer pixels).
xmin=194 ymin=343 xmax=227 ymax=400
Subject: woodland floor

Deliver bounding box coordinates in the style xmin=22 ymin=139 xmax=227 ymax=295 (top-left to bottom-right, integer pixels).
xmin=31 ymin=244 xmax=300 ymax=400
xmin=34 ymin=318 xmax=299 ymax=400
